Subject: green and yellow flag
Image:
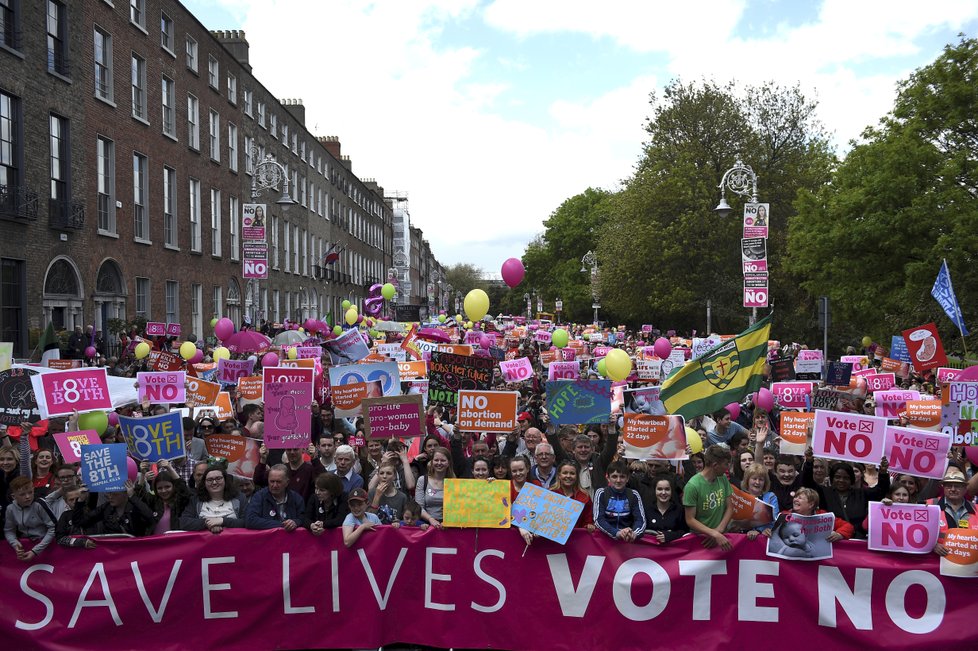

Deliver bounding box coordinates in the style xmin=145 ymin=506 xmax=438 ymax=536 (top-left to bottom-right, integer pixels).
xmin=660 ymin=315 xmax=772 ymax=420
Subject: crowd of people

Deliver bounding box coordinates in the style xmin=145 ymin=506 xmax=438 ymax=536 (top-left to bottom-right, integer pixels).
xmin=4 ymin=321 xmax=977 ymax=569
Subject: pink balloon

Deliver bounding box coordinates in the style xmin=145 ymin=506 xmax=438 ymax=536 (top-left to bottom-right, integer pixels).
xmin=214 ymin=317 xmax=234 ymax=340
xmin=725 ymin=402 xmax=741 ymax=421
xmin=967 ymin=446 xmax=978 ymax=467
xmin=107 ymin=412 xmax=119 ymax=427
xmin=262 ymin=352 xmax=279 ymax=367
xmin=126 ymin=457 xmax=139 ymax=482
xmin=479 ymin=334 xmax=491 ymax=350
xmin=85 ymin=346 xmax=97 ymax=358
xmin=190 ymin=349 xmax=204 ymax=364
xmin=303 ymin=319 xmax=316 ymax=331
xmin=755 ymin=388 xmax=775 ymax=412
xmin=957 ymin=365 xmax=978 ymax=382
xmin=653 ymin=337 xmax=671 ymax=360
xmin=500 ymin=258 xmax=526 ymax=289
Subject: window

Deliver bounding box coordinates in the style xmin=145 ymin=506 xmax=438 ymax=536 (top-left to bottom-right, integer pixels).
xmin=292 ymin=224 xmax=299 ymax=272
xmin=165 ymin=281 xmax=178 ymax=323
xmin=257 ymin=101 xmax=265 ymax=128
xmin=188 ymin=177 xmax=201 ymax=252
xmin=191 ymin=284 xmax=202 ymax=339
xmin=0 ymin=91 xmax=18 ymax=193
xmin=212 ymin=286 xmax=222 ymax=318
xmin=47 ymin=1 xmax=68 ymax=76
xmin=208 ymin=110 xmax=219 ymax=162
xmin=272 ymin=289 xmax=279 ymax=322
xmin=282 ymin=123 xmax=288 ymax=145
xmin=283 ymin=222 xmax=291 ymax=272
xmin=269 ymin=113 xmax=276 ymax=139
xmin=229 ymin=196 xmax=239 ymax=260
xmin=49 ymin=114 xmax=68 ymax=209
xmin=94 ymin=28 xmax=113 ymax=101
xmin=291 ymin=133 xmax=297 ymax=154
xmin=131 ymin=53 xmax=147 ymax=120
xmin=1 ymin=0 xmax=20 ymax=50
xmin=300 ymin=175 xmax=306 ymax=207
xmin=163 ymin=166 xmax=176 ymax=247
xmin=210 ymin=188 xmax=221 ymax=256
xmin=244 ymin=135 xmax=253 ymax=174
xmin=185 ymin=35 xmax=197 ymax=72
xmin=227 ymin=73 xmax=236 ymax=104
xmin=96 ymin=136 xmax=115 ymax=234
xmin=135 ymin=277 xmax=150 ymax=318
xmin=227 ymin=122 xmax=237 ymax=172
xmin=207 ymin=55 xmax=218 ymax=89
xmin=300 ymin=141 xmax=306 ymax=162
xmin=244 ymin=89 xmax=252 ymax=116
xmin=133 ymin=152 xmax=148 ymax=241
xmin=160 ymin=12 xmax=173 ymax=53
xmin=130 ymin=0 xmax=145 ymax=29
xmin=0 ymin=259 xmax=25 ymax=355
xmin=161 ymin=76 xmax=175 ymax=137
xmin=270 ymin=215 xmax=279 ymax=269
xmin=187 ymin=94 xmax=199 ymax=150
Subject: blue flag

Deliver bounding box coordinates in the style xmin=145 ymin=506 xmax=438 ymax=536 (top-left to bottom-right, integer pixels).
xmin=931 ymin=260 xmax=969 ymax=336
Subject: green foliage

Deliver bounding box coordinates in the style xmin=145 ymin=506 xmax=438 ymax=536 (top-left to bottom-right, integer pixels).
xmin=443 ymin=263 xmax=487 ymax=296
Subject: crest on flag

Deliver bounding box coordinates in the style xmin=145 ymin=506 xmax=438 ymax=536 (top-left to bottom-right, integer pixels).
xmin=702 ymin=340 xmax=741 ymax=390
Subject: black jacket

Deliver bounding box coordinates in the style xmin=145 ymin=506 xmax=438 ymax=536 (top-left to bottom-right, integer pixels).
xmin=304 ymin=494 xmax=349 ymax=529
xmin=645 ymin=500 xmax=688 ymax=543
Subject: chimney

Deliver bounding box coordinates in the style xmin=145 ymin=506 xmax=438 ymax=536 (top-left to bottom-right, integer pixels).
xmin=319 ymin=136 xmax=341 ymax=159
xmin=210 ymin=30 xmax=250 ymax=72
xmin=340 ymin=155 xmax=352 ymax=171
xmin=280 ymin=98 xmax=305 ymax=126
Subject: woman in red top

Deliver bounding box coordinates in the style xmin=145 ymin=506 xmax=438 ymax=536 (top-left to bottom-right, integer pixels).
xmin=509 ymin=455 xmax=539 ymax=504
xmin=31 ymin=449 xmax=55 ymax=496
xmin=764 ymin=487 xmax=853 ymax=541
xmin=553 ymin=459 xmax=594 ymax=531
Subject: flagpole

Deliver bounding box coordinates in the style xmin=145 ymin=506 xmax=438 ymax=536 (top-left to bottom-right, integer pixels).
xmin=945 ymin=259 xmax=970 ymax=360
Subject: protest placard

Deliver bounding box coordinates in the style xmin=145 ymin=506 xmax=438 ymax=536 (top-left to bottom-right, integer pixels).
xmin=621 ymin=414 xmax=687 ymax=460
xmin=329 ymin=362 xmax=401 ymax=397
xmin=771 ymin=382 xmax=813 ymax=409
xmin=46 ymin=359 xmax=81 ymax=370
xmin=325 ymin=328 xmax=371 ymax=365
xmin=145 ymin=322 xmax=166 ymax=337
xmin=902 ymin=322 xmax=947 ymax=373
xmin=80 ymin=443 xmax=128 ymax=492
xmin=769 ymin=357 xmax=795 ymax=382
xmin=0 ymin=367 xmax=41 ymax=425
xmin=548 ymin=361 xmax=580 ymax=381
xmin=903 ymin=400 xmax=942 ymax=429
xmin=512 ymin=483 xmax=584 ymax=545
xmin=809 ymin=388 xmax=861 ymax=413
xmin=729 ymin=486 xmax=775 ymax=528
xmin=213 ymin=392 xmax=235 ymax=420
xmin=296 ymin=346 xmax=321 ymax=360
xmin=743 ymin=202 xmax=769 ymax=238
xmin=428 ymin=352 xmax=494 ymax=406
xmin=741 ymin=237 xmax=767 ymax=272
xmin=184 ymin=376 xmax=220 ymax=407
xmin=204 ymin=434 xmax=261 ymax=480
xmin=939 ymin=528 xmax=978 ymax=578
xmin=137 ymin=371 xmax=186 ymax=404
xmin=766 ymin=512 xmax=834 ymax=561
xmin=691 ymin=336 xmax=721 ymax=361
xmin=437 ymin=344 xmax=474 ymax=356
xmin=779 ymin=412 xmax=815 ymax=455
xmin=396 ymin=360 xmax=427 ymax=380
xmin=825 ymin=361 xmax=852 ymax=388
xmin=149 ymin=350 xmax=184 ymax=372
xmin=867 ymin=502 xmax=941 ymax=554
xmin=263 ymin=367 xmax=314 ymax=449
xmin=882 ymin=425 xmax=950 ymax=480
xmin=236 ymin=375 xmax=263 ymax=401
xmin=863 ymin=372 xmax=896 ymax=393
xmin=279 ymin=358 xmax=316 ymax=369
xmin=331 ymin=380 xmax=383 ymax=418
xmin=499 ymin=357 xmax=534 ymax=383
xmin=53 ymin=430 xmax=101 ymax=463
xmin=117 ymin=412 xmax=185 ymax=462
xmin=32 ymin=368 xmax=113 ymax=417
xmin=362 ymin=394 xmax=425 ymax=440
xmin=377 ymin=343 xmax=407 ymax=362
xmin=636 ymin=359 xmax=662 ymax=381
xmin=545 ymin=380 xmax=613 ymax=426
xmin=217 ymin=358 xmax=255 ymax=385
xmin=812 ymin=410 xmax=887 ymax=464
xmin=875 ymin=389 xmax=921 ymax=419
xmin=443 ymin=479 xmax=512 ymax=528
xmin=456 ymin=390 xmax=518 ymax=433
xmin=538 ymin=348 xmax=559 ymax=367
xmin=0 ymin=342 xmax=11 ymax=372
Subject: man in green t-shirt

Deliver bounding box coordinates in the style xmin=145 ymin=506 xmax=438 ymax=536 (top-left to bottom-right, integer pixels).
xmin=683 ymin=445 xmax=734 ymax=549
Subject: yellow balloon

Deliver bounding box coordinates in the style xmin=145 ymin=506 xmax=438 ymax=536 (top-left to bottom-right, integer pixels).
xmin=134 ymin=342 xmax=151 ymax=359
xmin=463 ymin=289 xmax=490 ymax=322
xmin=213 ymin=346 xmax=230 ymax=361
xmin=179 ymin=341 xmax=197 ymax=361
xmin=685 ymin=427 xmax=703 ymax=454
xmin=861 ymin=336 xmax=872 ymax=348
xmin=287 ymin=347 xmax=298 ymax=360
xmin=604 ymin=348 xmax=633 ymax=381
xmin=345 ymin=308 xmax=358 ymax=326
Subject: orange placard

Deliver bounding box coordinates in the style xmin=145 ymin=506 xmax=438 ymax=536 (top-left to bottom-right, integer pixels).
xmin=362 ymin=352 xmax=388 ymax=363
xmin=539 ymin=349 xmax=558 ymax=366
xmin=437 ymin=344 xmax=473 ymax=356
xmin=214 ymin=392 xmax=235 ymax=420
xmin=779 ymin=412 xmax=814 ymax=454
xmin=47 ymin=359 xmax=81 ymax=370
xmin=880 ymin=357 xmax=911 ymax=379
xmin=185 ymin=377 xmax=221 ymax=407
xmin=940 ymin=528 xmax=978 ymax=578
xmin=280 ymin=358 xmax=316 ymax=369
xmin=730 ymin=486 xmax=775 ymax=525
xmin=332 ymin=381 xmax=383 ymax=417
xmin=397 ymin=360 xmax=427 ymax=380
xmin=456 ymin=390 xmax=519 ymax=433
xmin=621 ymin=414 xmax=687 ymax=460
xmin=237 ymin=375 xmax=263 ymax=401
xmin=903 ymin=400 xmax=942 ymax=428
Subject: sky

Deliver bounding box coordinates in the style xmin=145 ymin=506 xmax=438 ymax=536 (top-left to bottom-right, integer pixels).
xmin=184 ymin=0 xmax=978 ymax=275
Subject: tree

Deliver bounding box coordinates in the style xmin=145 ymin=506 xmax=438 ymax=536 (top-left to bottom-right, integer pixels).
xmin=443 ymin=263 xmax=487 ymax=296
xmin=597 ymin=80 xmax=833 ymax=336
xmin=786 ymin=37 xmax=978 ymax=354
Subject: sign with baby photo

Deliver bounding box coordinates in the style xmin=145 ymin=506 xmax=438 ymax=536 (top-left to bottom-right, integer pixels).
xmin=901 ymin=322 xmax=947 ymax=373
xmin=263 ymin=367 xmax=313 ymax=449
xmin=766 ymin=512 xmax=834 ymax=561
xmin=621 ymin=414 xmax=687 ymax=460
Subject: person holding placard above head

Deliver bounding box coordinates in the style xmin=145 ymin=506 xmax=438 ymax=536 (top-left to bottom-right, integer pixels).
xmin=684 ymin=445 xmax=734 ymax=550
xmin=804 ymin=449 xmax=889 ymax=539
xmin=930 ymin=466 xmax=978 ymax=556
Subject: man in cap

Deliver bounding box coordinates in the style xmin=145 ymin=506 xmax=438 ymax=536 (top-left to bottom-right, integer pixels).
xmin=930 ymin=466 xmax=978 ymax=556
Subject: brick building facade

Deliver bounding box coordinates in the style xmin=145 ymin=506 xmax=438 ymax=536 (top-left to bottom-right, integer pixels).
xmin=0 ymin=0 xmax=444 ymax=358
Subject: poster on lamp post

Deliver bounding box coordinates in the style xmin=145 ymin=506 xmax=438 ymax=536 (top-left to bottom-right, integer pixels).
xmin=741 ymin=237 xmax=768 ymax=272
xmin=242 ymin=203 xmax=266 ymax=240
xmin=242 ymin=203 xmax=268 ymax=280
xmin=743 ymin=272 xmax=769 ymax=308
xmin=743 ymin=203 xmax=769 ymax=239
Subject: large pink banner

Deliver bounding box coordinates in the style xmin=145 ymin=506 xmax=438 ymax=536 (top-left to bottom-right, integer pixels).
xmin=34 ymin=368 xmax=113 ymax=417
xmin=1 ymin=530 xmax=974 ymax=651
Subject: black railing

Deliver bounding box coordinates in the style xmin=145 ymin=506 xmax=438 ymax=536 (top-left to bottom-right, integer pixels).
xmin=49 ymin=199 xmax=84 ymax=230
xmin=0 ymin=185 xmax=38 ymax=221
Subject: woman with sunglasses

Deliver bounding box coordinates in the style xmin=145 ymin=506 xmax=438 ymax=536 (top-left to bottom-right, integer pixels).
xmin=179 ymin=465 xmax=247 ymax=534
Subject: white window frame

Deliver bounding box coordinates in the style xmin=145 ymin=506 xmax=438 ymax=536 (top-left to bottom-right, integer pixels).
xmin=187 ymin=93 xmax=199 ymax=150
xmin=160 ymin=11 xmax=174 ymax=54
xmin=133 ymin=151 xmax=149 ymax=242
xmin=210 ymin=188 xmax=221 ymax=257
xmin=165 ymin=280 xmax=179 ymax=323
xmin=227 ymin=73 xmax=237 ymax=104
xmin=163 ymin=165 xmax=177 ymax=248
xmin=94 ymin=27 xmax=113 ymax=102
xmin=161 ymin=75 xmax=175 ymax=137
xmin=130 ymin=0 xmax=146 ymax=30
xmin=131 ymin=53 xmax=147 ymax=121
xmin=229 ymin=196 xmax=239 ymax=261
xmin=208 ymin=109 xmax=220 ymax=162
xmin=185 ymin=35 xmax=197 ymax=72
xmin=207 ymin=55 xmax=219 ymax=89
xmin=227 ymin=122 xmax=237 ymax=172
xmin=244 ymin=88 xmax=252 ymax=116
xmin=189 ymin=177 xmax=201 ymax=252
xmin=97 ymin=135 xmax=116 ymax=235
xmin=135 ymin=277 xmax=150 ymax=318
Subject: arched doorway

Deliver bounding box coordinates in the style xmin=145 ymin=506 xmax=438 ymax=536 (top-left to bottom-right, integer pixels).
xmin=42 ymin=256 xmax=84 ymax=330
xmin=94 ymin=259 xmax=127 ymax=344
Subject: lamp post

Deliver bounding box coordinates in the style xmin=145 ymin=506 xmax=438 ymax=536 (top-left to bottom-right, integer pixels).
xmin=248 ymin=145 xmax=296 ymax=326
xmin=714 ymin=159 xmax=761 ymax=325
xmin=581 ymin=250 xmax=599 ymax=325
xmin=523 ymin=292 xmax=531 ymax=320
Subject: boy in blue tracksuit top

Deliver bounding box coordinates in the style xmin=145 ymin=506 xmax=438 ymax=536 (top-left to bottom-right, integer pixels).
xmin=593 ymin=460 xmax=646 ymax=542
